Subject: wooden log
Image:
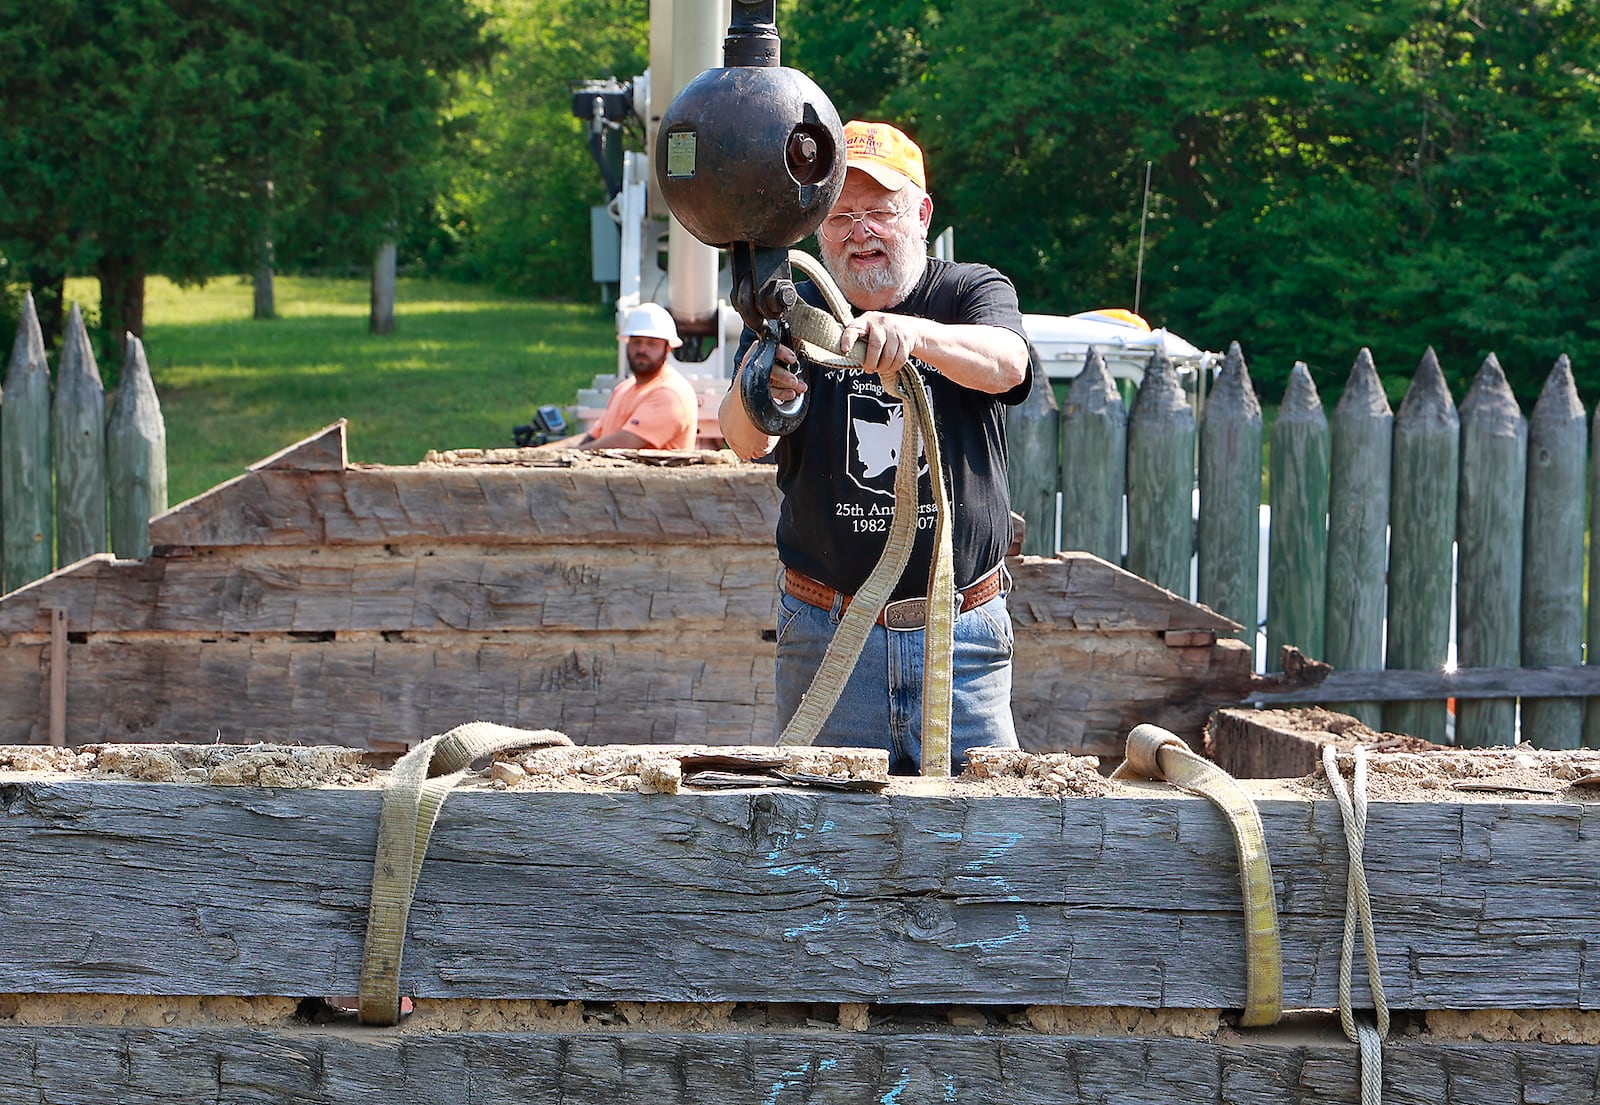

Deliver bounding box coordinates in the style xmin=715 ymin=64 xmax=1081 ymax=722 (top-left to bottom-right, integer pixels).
xmin=1125 ymin=348 xmax=1194 ymax=595
xmin=1004 ymin=351 xmax=1059 ymax=556
xmin=1265 ymin=363 xmax=1328 ymax=670
xmin=1 ymin=1022 xmax=1598 ymax=1105
xmin=147 ymin=463 xmax=784 ymax=549
xmin=1207 ymin=706 xmax=1446 ymax=779
xmin=0 ymin=553 xmax=1250 ymax=756
xmin=1197 ymin=341 xmax=1262 ymax=646
xmin=1 ymin=293 xmax=53 ymax=592
xmin=250 ymin=418 xmax=347 ymax=472
xmin=1383 ymin=349 xmax=1459 ymax=743
xmin=1455 ymin=354 xmax=1526 ymax=747
xmin=1058 ymin=349 xmax=1125 ymax=563
xmin=1323 ymin=349 xmax=1392 ymax=725
xmin=1247 ymin=662 xmax=1600 ymax=705
xmin=107 ymin=334 xmax=168 ymax=561
xmin=0 ymin=545 xmax=785 ymax=636
xmin=4 ymin=774 xmax=1600 ymax=1011
xmin=370 ymin=239 xmax=396 ymax=335
xmin=1520 ymin=356 xmax=1586 ymax=749
xmin=51 ymin=304 xmax=108 ymax=567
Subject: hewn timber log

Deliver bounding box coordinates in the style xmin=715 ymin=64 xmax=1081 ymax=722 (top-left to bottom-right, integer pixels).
xmin=2 ymin=1023 xmax=1598 ymax=1105
xmin=3 ymin=772 xmax=1600 ymax=1012
xmin=0 ymin=421 xmax=1253 ymax=755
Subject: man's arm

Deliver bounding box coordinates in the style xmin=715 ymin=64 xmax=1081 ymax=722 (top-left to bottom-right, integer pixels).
xmin=837 ymin=313 xmax=1029 ymax=393
xmin=718 ymin=342 xmax=805 ymax=460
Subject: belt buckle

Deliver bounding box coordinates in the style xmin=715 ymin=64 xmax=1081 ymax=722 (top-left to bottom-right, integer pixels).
xmin=881 ymin=597 xmax=927 ymax=631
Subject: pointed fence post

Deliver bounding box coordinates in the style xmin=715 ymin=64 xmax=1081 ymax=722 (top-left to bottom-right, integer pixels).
xmin=107 ymin=334 xmax=167 ymax=560
xmin=2 ymin=293 xmax=54 ymax=592
xmin=1266 ymin=362 xmax=1328 ymax=669
xmin=1005 ymin=351 xmax=1059 ymax=556
xmin=1323 ymin=349 xmax=1393 ymax=725
xmin=53 ymin=305 xmax=109 ymax=566
xmin=1455 ymin=353 xmax=1526 ymax=747
xmin=1060 ymin=349 xmax=1126 ymax=563
xmin=1383 ymin=349 xmax=1459 ymax=744
xmin=1587 ymin=401 xmax=1600 ymax=749
xmin=1125 ymin=348 xmax=1194 ymax=595
xmin=1519 ymin=355 xmax=1585 ymax=749
xmin=1197 ymin=341 xmax=1262 ymax=646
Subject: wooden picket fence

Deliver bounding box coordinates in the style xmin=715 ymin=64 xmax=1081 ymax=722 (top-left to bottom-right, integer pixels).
xmin=1007 ymin=342 xmax=1597 ymax=751
xmin=0 ymin=294 xmax=167 ymax=595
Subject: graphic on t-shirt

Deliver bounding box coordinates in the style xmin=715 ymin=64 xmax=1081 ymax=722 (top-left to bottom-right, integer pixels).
xmin=847 ymin=391 xmax=927 ymax=498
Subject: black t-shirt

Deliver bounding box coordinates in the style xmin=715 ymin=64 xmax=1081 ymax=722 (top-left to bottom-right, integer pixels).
xmin=744 ymin=257 xmax=1031 ymax=600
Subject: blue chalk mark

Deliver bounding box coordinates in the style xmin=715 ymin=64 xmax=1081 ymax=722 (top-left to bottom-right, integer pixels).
xmin=963 ymin=831 xmax=1022 ymax=871
xmin=881 ymin=1071 xmax=912 ymax=1104
xmin=944 ymin=1075 xmax=957 ymax=1102
xmin=952 ymin=911 xmax=1031 ymax=951
xmin=763 ymin=1060 xmax=812 ymax=1105
xmin=763 ymin=1057 xmax=840 ymax=1104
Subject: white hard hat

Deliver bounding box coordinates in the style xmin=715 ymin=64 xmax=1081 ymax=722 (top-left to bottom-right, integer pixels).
xmin=619 ymin=302 xmax=682 ymax=348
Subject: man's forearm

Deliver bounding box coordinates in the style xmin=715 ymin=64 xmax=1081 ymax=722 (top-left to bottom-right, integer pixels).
xmin=717 ymin=375 xmax=778 ymax=460
xmin=908 ymin=321 xmax=1030 ymax=394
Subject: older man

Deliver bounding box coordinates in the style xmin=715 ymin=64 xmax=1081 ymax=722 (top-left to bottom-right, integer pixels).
xmin=719 ymin=120 xmax=1032 ymax=775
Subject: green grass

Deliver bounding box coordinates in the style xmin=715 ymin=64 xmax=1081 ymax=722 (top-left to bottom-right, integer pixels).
xmin=64 ymin=275 xmax=619 ymax=504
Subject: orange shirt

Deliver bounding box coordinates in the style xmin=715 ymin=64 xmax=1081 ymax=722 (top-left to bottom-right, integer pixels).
xmin=590 ymin=366 xmax=699 ymax=449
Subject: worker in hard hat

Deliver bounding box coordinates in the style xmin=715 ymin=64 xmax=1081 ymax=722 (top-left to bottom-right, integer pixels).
xmin=544 ymin=303 xmax=700 ymax=450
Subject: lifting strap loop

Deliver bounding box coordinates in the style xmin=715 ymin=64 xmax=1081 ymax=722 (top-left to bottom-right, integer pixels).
xmin=358 ymin=722 xmax=571 ymax=1026
xmin=1321 ymin=743 xmax=1390 ymax=1105
xmin=1113 ymin=723 xmax=1284 ymax=1027
xmin=773 ymin=251 xmax=955 ymax=777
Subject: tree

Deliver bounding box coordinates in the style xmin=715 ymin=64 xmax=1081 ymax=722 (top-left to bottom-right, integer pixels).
xmin=0 ymin=0 xmax=492 ymax=343
xmin=426 ymin=0 xmax=649 ymax=298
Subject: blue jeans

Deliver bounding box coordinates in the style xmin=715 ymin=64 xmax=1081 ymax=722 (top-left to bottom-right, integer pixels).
xmin=774 ymin=584 xmax=1020 ymax=775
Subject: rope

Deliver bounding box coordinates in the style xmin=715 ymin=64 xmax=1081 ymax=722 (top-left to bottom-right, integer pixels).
xmin=358 ymin=721 xmax=571 ymax=1026
xmin=1112 ymin=724 xmax=1283 ymax=1027
xmin=1321 ymin=744 xmax=1390 ymax=1105
xmin=772 ymin=251 xmax=955 ymax=777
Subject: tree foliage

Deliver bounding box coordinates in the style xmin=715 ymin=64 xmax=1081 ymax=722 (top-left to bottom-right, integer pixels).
xmin=423 ymin=0 xmax=648 ymax=297
xmin=0 ymin=0 xmax=491 ymax=341
xmin=790 ymin=0 xmax=1600 ymax=402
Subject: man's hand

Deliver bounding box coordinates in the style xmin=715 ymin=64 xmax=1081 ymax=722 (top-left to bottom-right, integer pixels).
xmin=719 ymin=338 xmax=804 ymax=460
xmin=837 ymin=312 xmax=925 ymax=377
xmin=764 ymin=342 xmax=807 ymax=404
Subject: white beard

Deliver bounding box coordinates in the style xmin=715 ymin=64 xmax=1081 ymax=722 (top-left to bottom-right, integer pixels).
xmin=821 ymin=230 xmax=927 ymax=309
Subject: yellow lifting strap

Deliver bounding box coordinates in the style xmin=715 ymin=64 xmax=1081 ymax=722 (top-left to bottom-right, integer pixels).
xmin=773 ymin=250 xmax=955 ymax=777
xmin=358 ymin=722 xmax=572 ymax=1026
xmin=1113 ymin=723 xmax=1284 ymax=1027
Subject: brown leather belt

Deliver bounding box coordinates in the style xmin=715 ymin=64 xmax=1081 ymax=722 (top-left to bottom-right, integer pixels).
xmin=782 ymin=565 xmax=1005 ymax=631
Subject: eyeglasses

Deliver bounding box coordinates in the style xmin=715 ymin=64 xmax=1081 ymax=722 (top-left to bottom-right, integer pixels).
xmin=819 ymin=204 xmax=910 ymax=242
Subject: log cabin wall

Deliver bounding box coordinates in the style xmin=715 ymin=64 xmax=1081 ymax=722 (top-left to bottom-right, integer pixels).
xmin=0 ymin=422 xmax=1253 ymax=757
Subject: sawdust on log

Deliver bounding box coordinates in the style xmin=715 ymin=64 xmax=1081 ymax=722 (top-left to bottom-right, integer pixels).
xmin=0 ymin=993 xmax=300 ymax=1027
xmin=417 ymin=447 xmax=744 ymax=469
xmin=1287 ymin=745 xmax=1600 ymax=803
xmin=1423 ymin=1008 xmax=1600 ymax=1044
xmin=1208 ymin=706 xmax=1443 ymax=757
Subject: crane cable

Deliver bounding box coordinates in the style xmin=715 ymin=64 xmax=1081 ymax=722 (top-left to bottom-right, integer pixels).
xmin=1321 ymin=743 xmax=1390 ymax=1105
xmin=771 ymin=250 xmax=955 ymax=778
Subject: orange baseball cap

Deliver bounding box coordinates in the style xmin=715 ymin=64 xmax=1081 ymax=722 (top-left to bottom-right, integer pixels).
xmin=843 ymin=120 xmax=926 ymax=192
